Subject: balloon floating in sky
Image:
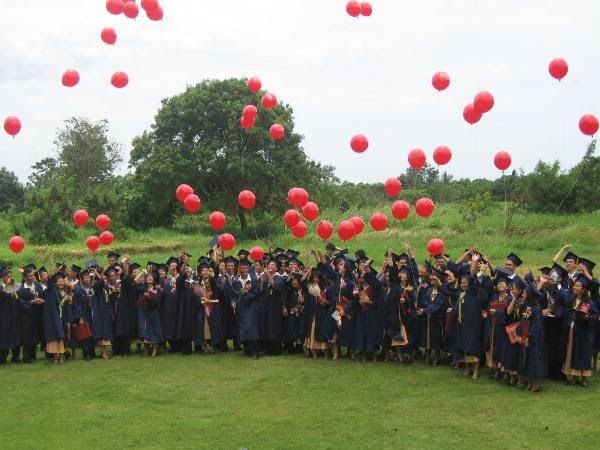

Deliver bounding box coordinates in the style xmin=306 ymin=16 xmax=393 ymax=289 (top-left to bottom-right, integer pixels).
xmin=301 ymin=202 xmax=320 ymax=222
xmin=548 ymin=58 xmax=568 ymax=81
xmin=9 ymin=236 xmax=25 ymax=254
xmin=384 ymin=178 xmax=402 ymax=197
xmin=99 ymin=231 xmax=115 ymax=246
xmin=146 ymin=4 xmax=164 ymax=21
xmin=391 ymin=200 xmax=410 ymax=220
xmin=463 ymin=103 xmax=482 ymax=125
xmin=415 ymin=198 xmax=435 ymax=218
xmin=184 ymin=194 xmax=202 ymax=213
xmin=370 ymin=212 xmax=388 ymax=232
xmin=579 ymin=114 xmax=599 ymax=136
xmin=73 ymin=210 xmax=89 ymax=228
xmin=408 ymin=148 xmax=426 ymax=170
xmin=433 ymin=146 xmax=452 ymax=166
xmin=219 ymin=233 xmax=236 ymax=251
xmin=209 ymin=212 xmax=227 ymax=231
xmin=101 ymin=27 xmax=117 ymax=45
xmin=96 ymin=214 xmax=111 ymax=231
xmin=284 ymin=209 xmax=301 ymax=228
xmin=350 ymin=134 xmax=369 ymax=153
xmin=360 ymin=2 xmax=373 ymax=16
xmin=124 ymin=1 xmax=139 ymax=18
xmin=176 ymin=184 xmax=193 ymax=203
xmin=241 ymin=115 xmax=256 ymax=130
xmin=243 ymin=105 xmax=257 ymax=120
xmin=270 ymin=124 xmax=285 ymax=140
xmin=346 ymin=1 xmax=361 ymax=17
xmin=291 ymin=221 xmax=308 ymax=239
xmin=494 ymin=151 xmax=512 ymax=171
xmin=250 ymin=246 xmax=265 ymax=262
xmin=261 ymin=92 xmax=277 ymax=109
xmin=238 ymin=190 xmax=256 ymax=209
xmin=289 ymin=188 xmax=309 ymax=208
xmin=474 ymin=91 xmax=495 ymax=114
xmin=111 ymin=71 xmax=129 ymax=88
xmin=427 ymin=238 xmax=445 ymax=256
xmin=337 ymin=220 xmax=355 ymax=241
xmin=86 ymin=236 xmax=100 ymax=252
xmin=106 ymin=0 xmax=125 ymax=15
xmin=432 ymin=72 xmax=450 ymax=91
xmin=247 ymin=77 xmax=262 ymax=93
xmin=62 ymin=70 xmax=80 ymax=88
xmin=4 ymin=116 xmax=22 ymax=137
xmin=350 ymin=216 xmax=365 ymax=236
xmin=316 ymin=220 xmax=334 ymax=240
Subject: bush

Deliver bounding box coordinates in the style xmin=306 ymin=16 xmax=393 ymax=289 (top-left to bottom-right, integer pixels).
xmin=25 ymin=206 xmax=74 ymax=244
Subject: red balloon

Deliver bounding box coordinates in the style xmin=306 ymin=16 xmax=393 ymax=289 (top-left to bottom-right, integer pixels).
xmin=579 ymin=114 xmax=599 ymax=136
xmin=184 ymin=194 xmax=202 ymax=213
xmin=284 ymin=209 xmax=301 ymax=228
xmin=242 ymin=105 xmax=258 ymax=119
xmin=73 ymin=210 xmax=89 ymax=228
xmin=427 ymin=238 xmax=445 ymax=256
xmin=101 ymin=27 xmax=117 ymax=45
xmin=360 ymin=2 xmax=372 ymax=16
xmin=415 ymin=198 xmax=435 ymax=218
xmin=316 ymin=220 xmax=334 ymax=240
xmin=433 ymin=146 xmax=452 ymax=166
xmin=463 ymin=103 xmax=482 ymax=125
xmin=350 ymin=134 xmax=369 ymax=153
xmin=384 ymin=178 xmax=402 ymax=197
xmin=238 ymin=190 xmax=256 ymax=209
xmin=250 ymin=246 xmax=265 ymax=262
xmin=99 ymin=231 xmax=115 ymax=246
xmin=3 ymin=116 xmax=21 ymax=137
xmin=350 ymin=216 xmax=365 ymax=235
xmin=370 ymin=212 xmax=388 ymax=232
xmin=247 ymin=77 xmax=262 ymax=93
xmin=106 ymin=0 xmax=124 ymax=15
xmin=219 ymin=233 xmax=236 ymax=251
xmin=176 ymin=184 xmax=193 ymax=203
xmin=261 ymin=92 xmax=277 ymax=109
xmin=290 ymin=188 xmax=309 ymax=208
xmin=8 ymin=236 xmax=25 ymax=254
xmin=391 ymin=201 xmax=410 ymax=220
xmin=408 ymin=148 xmax=426 ymax=170
xmin=124 ymin=1 xmax=139 ymax=18
xmin=241 ymin=115 xmax=256 ymax=129
xmin=432 ymin=71 xmax=450 ymax=91
xmin=291 ymin=221 xmax=308 ymax=239
xmin=111 ymin=71 xmax=129 ymax=88
xmin=346 ymin=1 xmax=361 ymax=17
xmin=146 ymin=4 xmax=163 ymax=21
xmin=141 ymin=0 xmax=158 ymax=11
xmin=96 ymin=214 xmax=111 ymax=230
xmin=494 ymin=151 xmax=512 ymax=171
xmin=474 ymin=91 xmax=494 ymax=114
xmin=62 ymin=70 xmax=80 ymax=88
xmin=337 ymin=220 xmax=356 ymax=241
xmin=301 ymin=202 xmax=320 ymax=222
xmin=86 ymin=236 xmax=100 ymax=252
xmin=549 ymin=58 xmax=568 ymax=81
xmin=270 ymin=124 xmax=285 ymax=141
xmin=209 ymin=212 xmax=227 ymax=231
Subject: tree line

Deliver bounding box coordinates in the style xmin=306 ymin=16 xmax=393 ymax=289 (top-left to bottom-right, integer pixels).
xmin=1 ymin=78 xmax=598 ymax=244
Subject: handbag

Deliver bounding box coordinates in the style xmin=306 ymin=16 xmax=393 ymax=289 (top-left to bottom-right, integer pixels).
xmin=73 ymin=322 xmax=93 ymax=342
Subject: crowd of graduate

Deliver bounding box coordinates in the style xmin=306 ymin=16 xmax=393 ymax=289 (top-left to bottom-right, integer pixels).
xmin=1 ymin=242 xmax=598 ymax=392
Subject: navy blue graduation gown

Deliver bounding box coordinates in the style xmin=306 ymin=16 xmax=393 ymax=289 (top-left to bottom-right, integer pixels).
xmin=221 ymin=275 xmax=239 ymax=340
xmin=456 ymin=277 xmax=486 ymax=357
xmin=75 ymin=283 xmax=113 ymax=341
xmin=135 ymin=284 xmax=164 ymax=343
xmin=17 ymin=283 xmax=46 ymax=349
xmin=418 ymin=286 xmax=448 ymax=351
xmin=235 ymin=276 xmax=260 ymax=342
xmin=486 ymin=293 xmax=512 ymax=368
xmin=259 ymin=273 xmax=285 ymax=342
xmin=192 ymin=278 xmax=222 ymax=347
xmin=318 ymin=263 xmax=356 ymax=348
xmin=353 ymin=271 xmax=383 ymax=353
xmin=42 ymin=286 xmax=66 ymax=341
xmin=111 ymin=279 xmax=133 ymax=339
xmin=283 ymin=284 xmax=305 ymax=343
xmin=302 ymin=287 xmax=333 ymax=343
xmin=159 ymin=276 xmax=179 ymax=341
xmin=176 ymin=272 xmax=196 ymax=341
xmin=0 ymin=287 xmax=20 ymax=350
xmin=523 ymin=305 xmax=547 ymax=379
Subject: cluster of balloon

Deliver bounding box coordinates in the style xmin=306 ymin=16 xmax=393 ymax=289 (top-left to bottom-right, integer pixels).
xmin=219 ymin=233 xmax=236 ymax=251
xmin=4 ymin=116 xmax=22 ymax=137
xmin=176 ymin=184 xmax=201 ymax=213
xmin=350 ymin=134 xmax=369 ymax=153
xmin=208 ymin=211 xmax=227 ymax=231
xmin=579 ymin=114 xmax=599 ymax=137
xmin=107 ymin=0 xmax=163 ymax=20
xmin=250 ymin=246 xmax=265 ymax=262
xmin=391 ymin=200 xmax=410 ymax=220
xmin=432 ymin=71 xmax=450 ymax=91
xmin=284 ymin=188 xmax=318 ymax=239
xmin=9 ymin=236 xmax=25 ymax=254
xmin=494 ymin=151 xmax=512 ymax=172
xmin=243 ymin=77 xmax=285 ymax=140
xmin=346 ymin=1 xmax=373 ymax=17
xmin=238 ymin=190 xmax=256 ymax=209
xmin=62 ymin=70 xmax=80 ymax=88
xmin=384 ymin=177 xmax=402 ymax=197
xmin=415 ymin=198 xmax=435 ymax=218
xmin=316 ymin=220 xmax=334 ymax=240
xmin=464 ymin=91 xmax=494 ymax=125
xmin=370 ymin=212 xmax=388 ymax=231
xmin=408 ymin=148 xmax=426 ymax=170
xmin=426 ymin=238 xmax=445 ymax=256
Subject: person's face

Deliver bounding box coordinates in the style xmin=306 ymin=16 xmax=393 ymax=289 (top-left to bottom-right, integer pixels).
xmin=56 ymin=277 xmax=65 ymax=289
xmin=460 ymin=277 xmax=469 ymax=291
xmin=201 ymin=268 xmax=210 ymax=279
xmin=132 ymin=268 xmax=140 ymax=278
xmin=239 ymin=265 xmax=249 ymax=277
xmin=437 ymin=258 xmax=447 ymax=269
xmin=219 ymin=262 xmax=226 ymax=274
xmin=326 ymin=248 xmax=334 ymax=256
xmin=418 ymin=266 xmax=428 ymax=277
xmin=311 ymin=273 xmax=320 ymax=284
xmin=337 ymin=261 xmax=345 ymax=273
xmin=226 ymin=263 xmax=235 ymax=273
xmin=510 ymin=286 xmax=522 ymax=298
xmin=25 ymin=271 xmax=36 ymax=284
xmin=565 ymin=258 xmax=576 ymax=271
xmin=399 ymin=272 xmax=408 ymax=283
xmin=109 ymin=272 xmax=118 ymax=284
xmin=158 ymin=268 xmax=167 ymax=278
xmin=40 ymin=272 xmax=49 ymax=283
xmin=505 ymin=259 xmax=515 ymax=273
xmin=169 ymin=263 xmax=178 ymax=274
xmin=291 ymin=278 xmax=300 ymax=289
xmin=108 ymin=257 xmax=116 ymax=265
xmin=267 ymin=262 xmax=277 ymax=273
xmin=253 ymin=262 xmax=262 ymax=273
xmin=384 ymin=272 xmax=390 ymax=284
xmin=146 ymin=274 xmax=155 ymax=286
xmin=289 ymin=263 xmax=298 ymax=273
xmin=81 ymin=275 xmax=91 ymax=285
xmin=573 ymin=281 xmax=583 ymax=296
xmin=497 ymin=281 xmax=507 ymax=293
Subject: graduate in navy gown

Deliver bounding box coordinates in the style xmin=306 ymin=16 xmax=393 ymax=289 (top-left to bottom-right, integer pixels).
xmin=303 ymin=267 xmax=333 ymax=359
xmin=134 ymin=270 xmax=163 ymax=357
xmin=259 ymin=259 xmax=285 ymax=356
xmin=16 ymin=267 xmax=46 ymax=363
xmin=0 ymin=268 xmax=20 ymax=364
xmin=418 ymin=269 xmax=449 ymax=366
xmin=43 ymin=272 xmax=68 ymax=364
xmin=193 ymin=258 xmax=222 ymax=353
xmin=220 ymin=256 xmax=241 ymax=352
xmin=487 ymin=268 xmax=513 ymax=379
xmin=234 ymin=259 xmax=260 ymax=358
xmin=160 ymin=257 xmax=180 ymax=353
xmin=176 ymin=263 xmax=197 ymax=355
xmin=353 ymin=258 xmax=383 ymax=362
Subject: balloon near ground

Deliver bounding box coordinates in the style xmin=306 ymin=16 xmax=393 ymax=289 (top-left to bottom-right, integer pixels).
xmin=99 ymin=231 xmax=115 ymax=246
xmin=408 ymin=148 xmax=426 ymax=170
xmin=370 ymin=212 xmax=388 ymax=231
xmin=301 ymin=202 xmax=320 ymax=222
xmin=350 ymin=216 xmax=365 ymax=236
xmin=463 ymin=103 xmax=482 ymax=125
xmin=238 ymin=190 xmax=256 ymax=209
xmin=289 ymin=188 xmax=309 ymax=208
xmin=549 ymin=58 xmax=568 ymax=81
xmin=101 ymin=27 xmax=117 ymax=45
xmin=184 ymin=194 xmax=201 ymax=213
xmin=62 ymin=70 xmax=80 ymax=88
xmin=337 ymin=220 xmax=355 ymax=241
xmin=9 ymin=236 xmax=25 ymax=254
xmin=96 ymin=214 xmax=111 ymax=230
xmin=474 ymin=91 xmax=494 ymax=114
xmin=219 ymin=233 xmax=236 ymax=251
xmin=176 ymin=184 xmax=194 ymax=203
xmin=350 ymin=134 xmax=369 ymax=153
xmin=73 ymin=210 xmax=89 ymax=228
xmin=391 ymin=200 xmax=410 ymax=220
xmin=270 ymin=124 xmax=285 ymax=140
xmin=432 ymin=71 xmax=450 ymax=91
xmin=291 ymin=221 xmax=308 ymax=238
xmin=384 ymin=178 xmax=402 ymax=197
xmin=579 ymin=114 xmax=599 ymax=136
xmin=316 ymin=220 xmax=334 ymax=240
xmin=208 ymin=212 xmax=226 ymax=231
xmin=433 ymin=146 xmax=452 ymax=166
xmin=494 ymin=151 xmax=512 ymax=171
xmin=86 ymin=236 xmax=100 ymax=252
xmin=4 ymin=116 xmax=21 ymax=137
xmin=346 ymin=1 xmax=361 ymax=17
xmin=111 ymin=71 xmax=129 ymax=88
xmin=415 ymin=198 xmax=435 ymax=218
xmin=250 ymin=246 xmax=265 ymax=262
xmin=427 ymin=238 xmax=445 ymax=256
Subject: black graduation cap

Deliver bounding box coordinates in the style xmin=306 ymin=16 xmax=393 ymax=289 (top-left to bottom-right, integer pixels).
xmin=432 ymin=268 xmax=448 ymax=284
xmin=0 ymin=267 xmax=9 ymax=278
xmin=107 ymin=252 xmax=121 ymax=261
xmin=551 ymin=263 xmax=568 ymax=281
xmin=524 ymin=270 xmax=535 ymax=284
xmin=578 ymin=257 xmax=596 ymax=273
xmin=340 ymin=248 xmax=349 ymax=256
xmin=158 ymin=264 xmax=168 ymax=273
xmin=288 ymin=258 xmax=300 ymax=267
xmin=273 ymin=247 xmax=286 ymax=255
xmin=105 ymin=267 xmax=117 ymax=277
xmin=399 ymin=266 xmax=412 ymax=278
xmin=146 ymin=262 xmax=160 ymax=273
xmin=495 ymin=267 xmax=512 ymax=279
xmin=237 ymin=249 xmax=250 ymax=259
xmin=286 ymin=249 xmax=300 ymax=259
xmin=538 ymin=267 xmax=552 ymax=276
xmin=197 ymin=256 xmax=211 ymax=266
xmin=130 ymin=263 xmax=141 ymax=271
xmin=525 ymin=283 xmax=541 ymax=300
xmin=574 ymin=275 xmax=592 ymax=290
xmin=50 ymin=272 xmax=65 ymax=285
xmin=166 ymin=257 xmax=179 ymax=267
xmin=510 ymin=276 xmax=526 ymax=290
xmin=355 ymin=249 xmax=367 ymax=260
xmin=71 ymin=264 xmax=82 ymax=274
xmin=398 ymin=253 xmax=410 ymax=263
xmin=325 ymin=242 xmax=337 ymax=251
xmin=38 ymin=266 xmax=48 ymax=274
xmin=56 ymin=262 xmax=67 ymax=270
xmin=239 ymin=259 xmax=251 ymax=268
xmin=84 ymin=259 xmax=97 ymax=269
xmin=197 ymin=260 xmax=211 ymax=270
xmin=506 ymin=253 xmax=523 ymax=267
xmin=79 ymin=269 xmax=91 ymax=278
xmin=224 ymin=256 xmax=239 ymax=265
xmin=182 ymin=252 xmax=192 ymax=258
xmin=562 ymin=252 xmax=579 ymax=263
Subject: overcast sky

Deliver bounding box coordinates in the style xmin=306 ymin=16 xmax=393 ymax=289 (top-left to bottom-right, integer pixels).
xmin=1 ymin=0 xmax=598 ymax=183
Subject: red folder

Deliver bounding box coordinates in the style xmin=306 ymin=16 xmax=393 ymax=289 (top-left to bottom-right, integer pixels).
xmin=73 ymin=322 xmax=93 ymax=342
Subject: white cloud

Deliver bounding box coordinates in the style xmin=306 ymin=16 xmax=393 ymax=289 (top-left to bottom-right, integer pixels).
xmin=0 ymin=0 xmax=598 ymax=183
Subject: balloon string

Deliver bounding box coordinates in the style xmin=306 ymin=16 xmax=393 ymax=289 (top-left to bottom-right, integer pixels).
xmin=249 ymin=208 xmax=258 ymax=241
xmin=503 ymin=172 xmax=508 ymax=229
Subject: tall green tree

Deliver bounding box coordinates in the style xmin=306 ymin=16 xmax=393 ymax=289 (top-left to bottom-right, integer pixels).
xmin=0 ymin=167 xmax=25 ymax=212
xmin=128 ymin=78 xmax=336 ymax=231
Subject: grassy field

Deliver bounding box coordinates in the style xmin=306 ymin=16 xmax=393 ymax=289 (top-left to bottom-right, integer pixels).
xmin=1 ymin=350 xmax=599 ymax=449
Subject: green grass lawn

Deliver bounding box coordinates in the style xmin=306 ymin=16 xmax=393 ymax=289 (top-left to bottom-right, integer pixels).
xmin=1 ymin=350 xmax=599 ymax=449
